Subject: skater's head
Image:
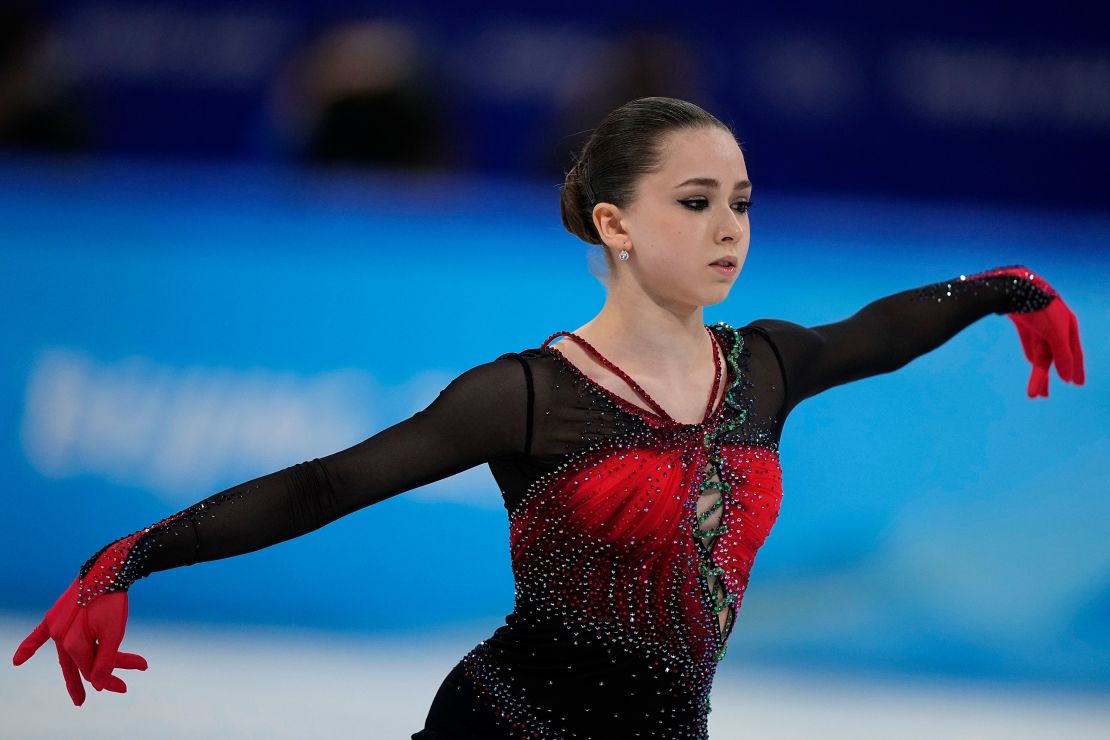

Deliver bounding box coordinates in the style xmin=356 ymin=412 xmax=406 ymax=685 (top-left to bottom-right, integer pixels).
xmin=559 ymin=96 xmax=750 ymax=307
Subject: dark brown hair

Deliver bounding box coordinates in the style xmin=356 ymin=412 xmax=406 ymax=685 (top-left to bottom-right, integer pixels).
xmin=559 ymin=97 xmax=738 ymax=251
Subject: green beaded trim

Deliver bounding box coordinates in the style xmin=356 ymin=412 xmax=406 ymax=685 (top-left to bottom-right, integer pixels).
xmin=697 ymin=498 xmax=723 ymax=524
xmin=694 ymin=324 xmax=750 ymax=666
xmin=699 ymin=478 xmax=731 ymax=493
xmin=702 ymin=322 xmax=748 ymax=447
xmin=699 ymin=563 xmax=726 ymax=578
xmin=711 ymin=592 xmax=738 ymax=614
xmin=696 ymin=538 xmax=736 ymax=664
xmin=715 ymin=322 xmax=746 ymax=411
xmin=694 ymin=523 xmax=729 ymax=539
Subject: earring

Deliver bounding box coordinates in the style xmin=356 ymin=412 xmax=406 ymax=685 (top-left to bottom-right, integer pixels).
xmin=618 ymin=248 xmax=630 ymax=261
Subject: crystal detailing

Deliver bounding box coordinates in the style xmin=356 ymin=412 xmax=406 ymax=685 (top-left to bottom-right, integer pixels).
xmin=76 ymin=484 xmax=256 ymax=607
xmin=449 ymin=322 xmax=785 ymax=737
xmin=907 ymin=264 xmax=1056 ymax=314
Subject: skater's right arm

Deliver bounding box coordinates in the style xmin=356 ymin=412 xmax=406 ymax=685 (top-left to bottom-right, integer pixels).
xmin=13 ymin=354 xmax=530 ymax=704
xmin=81 ymin=355 xmax=529 ymax=591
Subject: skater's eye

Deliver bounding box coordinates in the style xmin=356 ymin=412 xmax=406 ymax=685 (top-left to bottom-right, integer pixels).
xmin=679 ymin=198 xmax=753 ymax=214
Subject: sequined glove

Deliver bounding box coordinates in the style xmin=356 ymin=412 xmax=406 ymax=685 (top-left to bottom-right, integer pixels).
xmin=986 ymin=266 xmax=1086 ymax=398
xmin=12 ymin=576 xmax=148 ymax=706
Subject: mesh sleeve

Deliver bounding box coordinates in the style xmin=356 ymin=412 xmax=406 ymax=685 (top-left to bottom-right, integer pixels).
xmin=747 ymin=265 xmax=1056 ymax=417
xmin=76 ymin=356 xmax=530 ymax=604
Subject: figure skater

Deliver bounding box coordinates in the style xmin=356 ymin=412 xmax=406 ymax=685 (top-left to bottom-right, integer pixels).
xmin=12 ymin=96 xmax=1086 ymax=739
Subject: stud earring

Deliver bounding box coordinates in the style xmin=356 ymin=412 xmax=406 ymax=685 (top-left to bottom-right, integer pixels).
xmin=618 ymin=249 xmax=630 ymax=261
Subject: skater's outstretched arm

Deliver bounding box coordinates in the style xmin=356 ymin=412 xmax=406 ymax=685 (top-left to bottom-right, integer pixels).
xmin=749 ymin=265 xmax=1085 ymax=417
xmin=13 ymin=354 xmax=531 ymax=704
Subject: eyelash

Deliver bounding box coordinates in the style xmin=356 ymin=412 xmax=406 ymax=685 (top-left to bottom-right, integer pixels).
xmin=679 ymin=198 xmax=753 ymax=213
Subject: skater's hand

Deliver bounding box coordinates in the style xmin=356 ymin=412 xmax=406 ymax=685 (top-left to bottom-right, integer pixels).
xmin=12 ymin=577 xmax=147 ymax=706
xmin=1007 ymin=280 xmax=1085 ymax=398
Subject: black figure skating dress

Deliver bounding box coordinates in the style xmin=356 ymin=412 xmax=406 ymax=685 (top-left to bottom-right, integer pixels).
xmin=70 ymin=267 xmax=1060 ymax=739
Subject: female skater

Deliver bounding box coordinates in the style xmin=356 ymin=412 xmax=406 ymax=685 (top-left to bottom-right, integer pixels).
xmin=13 ymin=97 xmax=1085 ymax=739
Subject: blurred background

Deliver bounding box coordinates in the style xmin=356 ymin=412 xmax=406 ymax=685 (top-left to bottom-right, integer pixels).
xmin=2 ymin=1 xmax=1108 ymax=737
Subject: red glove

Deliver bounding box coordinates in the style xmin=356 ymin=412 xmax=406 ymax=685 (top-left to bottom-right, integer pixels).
xmin=1011 ymin=300 xmax=1085 ymax=397
xmin=986 ymin=266 xmax=1085 ymax=398
xmin=12 ymin=577 xmax=148 ymax=706
xmin=14 ymin=502 xmax=198 ymax=703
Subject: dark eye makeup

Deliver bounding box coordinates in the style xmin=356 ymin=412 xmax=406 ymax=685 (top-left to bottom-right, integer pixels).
xmin=679 ymin=198 xmax=753 ymax=213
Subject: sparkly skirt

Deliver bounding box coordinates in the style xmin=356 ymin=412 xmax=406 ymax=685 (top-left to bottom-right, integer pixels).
xmin=411 ymin=610 xmax=714 ymax=740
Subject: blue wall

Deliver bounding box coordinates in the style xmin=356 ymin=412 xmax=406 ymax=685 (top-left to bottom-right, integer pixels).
xmin=13 ymin=0 xmax=1110 ymax=210
xmin=3 ymin=156 xmax=1107 ymax=690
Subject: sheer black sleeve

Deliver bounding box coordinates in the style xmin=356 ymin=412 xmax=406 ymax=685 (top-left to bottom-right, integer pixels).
xmin=747 ymin=265 xmax=1056 ymax=418
xmin=77 ymin=355 xmax=530 ymax=600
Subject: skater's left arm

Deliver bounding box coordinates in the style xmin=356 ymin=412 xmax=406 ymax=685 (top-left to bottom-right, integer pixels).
xmin=748 ymin=265 xmax=1085 ymax=417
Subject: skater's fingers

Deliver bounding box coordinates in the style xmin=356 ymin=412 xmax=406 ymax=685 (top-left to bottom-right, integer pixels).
xmin=54 ymin=640 xmax=86 ymax=707
xmin=114 ymin=651 xmax=148 ymax=671
xmin=12 ymin=620 xmax=49 ymax=666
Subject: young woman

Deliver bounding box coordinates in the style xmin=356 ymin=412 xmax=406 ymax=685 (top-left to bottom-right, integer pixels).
xmin=13 ymin=97 xmax=1085 ymax=739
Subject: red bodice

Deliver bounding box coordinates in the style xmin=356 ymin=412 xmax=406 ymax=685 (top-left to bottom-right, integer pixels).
xmin=507 ymin=325 xmax=784 ymax=667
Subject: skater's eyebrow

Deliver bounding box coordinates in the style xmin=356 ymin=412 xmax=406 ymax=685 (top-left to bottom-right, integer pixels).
xmin=673 ymin=177 xmax=752 ymax=191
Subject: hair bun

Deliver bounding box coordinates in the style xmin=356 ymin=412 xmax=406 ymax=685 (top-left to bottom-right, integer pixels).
xmin=557 ymin=96 xmax=737 ymax=252
xmin=560 ymin=161 xmax=603 ymax=245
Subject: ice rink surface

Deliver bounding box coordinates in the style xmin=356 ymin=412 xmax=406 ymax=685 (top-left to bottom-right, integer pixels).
xmin=4 ymin=614 xmax=1109 ymax=740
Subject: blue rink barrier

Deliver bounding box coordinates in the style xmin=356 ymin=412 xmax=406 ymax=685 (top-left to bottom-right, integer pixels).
xmin=2 ymin=156 xmax=1108 ymax=689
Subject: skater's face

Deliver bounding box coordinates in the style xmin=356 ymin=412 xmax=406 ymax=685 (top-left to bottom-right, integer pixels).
xmin=597 ymin=126 xmax=750 ymax=308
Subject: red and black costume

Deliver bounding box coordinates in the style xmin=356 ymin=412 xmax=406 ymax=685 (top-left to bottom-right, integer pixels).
xmin=14 ymin=266 xmax=1084 ymax=739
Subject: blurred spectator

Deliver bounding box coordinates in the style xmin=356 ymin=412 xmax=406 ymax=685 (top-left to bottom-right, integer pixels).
xmin=532 ymin=28 xmax=712 ymax=177
xmin=269 ymin=20 xmax=450 ymax=170
xmin=0 ymin=5 xmax=90 ymax=153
